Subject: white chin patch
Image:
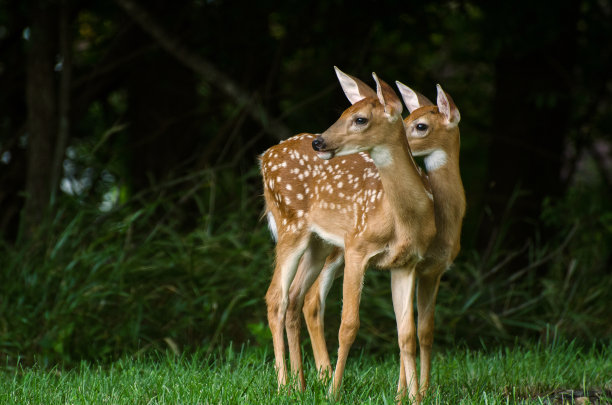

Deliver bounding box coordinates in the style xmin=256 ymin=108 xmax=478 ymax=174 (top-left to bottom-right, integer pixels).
xmin=316 ymin=151 xmax=335 ymax=160
xmin=335 ymin=146 xmax=365 ymax=157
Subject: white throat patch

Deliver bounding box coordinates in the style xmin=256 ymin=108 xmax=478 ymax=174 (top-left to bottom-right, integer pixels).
xmin=370 ymin=146 xmax=393 ymax=167
xmin=424 ymin=149 xmax=447 ymax=171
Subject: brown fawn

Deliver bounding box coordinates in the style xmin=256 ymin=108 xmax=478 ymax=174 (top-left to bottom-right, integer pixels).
xmin=261 ymin=67 xmax=443 ymax=402
xmin=301 ymin=81 xmax=465 ymax=400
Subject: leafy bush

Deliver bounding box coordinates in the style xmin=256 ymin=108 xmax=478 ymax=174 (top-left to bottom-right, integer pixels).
xmin=1 ymin=167 xmax=610 ymax=367
xmin=0 ymin=166 xmax=274 ymax=366
xmin=433 ymin=185 xmax=612 ymax=346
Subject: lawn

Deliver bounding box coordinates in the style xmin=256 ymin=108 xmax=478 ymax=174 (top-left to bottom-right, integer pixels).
xmin=2 ymin=341 xmax=610 ymax=404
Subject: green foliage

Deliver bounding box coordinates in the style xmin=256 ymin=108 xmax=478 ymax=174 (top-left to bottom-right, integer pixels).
xmin=2 ymin=170 xmax=610 ymax=367
xmin=539 ymin=183 xmax=612 ymax=338
xmin=0 ymin=166 xmax=274 ymax=366
xmin=433 ymin=186 xmax=612 ymax=346
xmin=1 ymin=342 xmax=610 ymax=404
xmin=1 ymin=0 xmax=610 ymax=375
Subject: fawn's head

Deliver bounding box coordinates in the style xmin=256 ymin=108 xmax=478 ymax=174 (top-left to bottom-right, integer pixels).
xmin=397 ymin=82 xmax=461 ymax=170
xmin=312 ymin=67 xmax=404 ymax=162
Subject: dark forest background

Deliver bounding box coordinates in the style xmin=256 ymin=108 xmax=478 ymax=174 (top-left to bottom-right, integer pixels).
xmin=0 ymin=0 xmax=610 ymax=365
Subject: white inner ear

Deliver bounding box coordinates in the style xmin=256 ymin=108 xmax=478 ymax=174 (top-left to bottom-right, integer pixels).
xmin=373 ymin=75 xmax=386 ymax=109
xmin=436 ymin=84 xmax=460 ymax=126
xmin=336 ymin=69 xmax=365 ymax=105
xmin=397 ymin=82 xmax=421 ymax=113
xmin=373 ymin=73 xmax=401 ymax=117
xmin=437 ymin=91 xmax=451 ymax=122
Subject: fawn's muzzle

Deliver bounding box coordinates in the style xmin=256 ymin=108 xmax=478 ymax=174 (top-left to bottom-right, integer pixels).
xmin=312 ymin=136 xmax=335 ymax=160
xmin=312 ymin=137 xmax=326 ymax=151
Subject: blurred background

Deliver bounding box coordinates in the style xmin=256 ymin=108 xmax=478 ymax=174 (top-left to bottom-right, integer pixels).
xmin=0 ymin=0 xmax=610 ymax=365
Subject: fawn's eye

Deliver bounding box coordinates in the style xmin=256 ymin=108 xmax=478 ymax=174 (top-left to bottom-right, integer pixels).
xmin=416 ymin=123 xmax=428 ymax=131
xmin=355 ymin=117 xmax=368 ymax=125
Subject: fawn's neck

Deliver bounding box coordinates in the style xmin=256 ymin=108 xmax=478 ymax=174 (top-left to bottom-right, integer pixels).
xmin=424 ymin=142 xmax=465 ymax=257
xmin=370 ymin=125 xmax=433 ymax=228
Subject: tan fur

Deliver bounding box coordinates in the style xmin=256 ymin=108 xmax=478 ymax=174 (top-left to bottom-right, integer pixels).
xmin=302 ymin=85 xmax=465 ymax=401
xmin=261 ymin=82 xmax=465 ymax=403
xmin=261 ymin=71 xmax=440 ymax=403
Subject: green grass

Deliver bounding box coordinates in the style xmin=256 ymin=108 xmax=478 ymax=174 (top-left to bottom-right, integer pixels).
xmin=2 ymin=341 xmax=610 ymax=404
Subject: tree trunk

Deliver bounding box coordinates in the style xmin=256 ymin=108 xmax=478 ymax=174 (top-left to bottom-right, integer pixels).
xmin=22 ymin=2 xmax=57 ymax=237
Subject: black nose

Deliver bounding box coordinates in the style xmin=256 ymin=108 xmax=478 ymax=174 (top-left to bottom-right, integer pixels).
xmin=312 ymin=137 xmax=326 ymax=151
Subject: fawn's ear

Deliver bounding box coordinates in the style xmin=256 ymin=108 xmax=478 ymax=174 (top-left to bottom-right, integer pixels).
xmin=373 ymin=72 xmax=403 ymax=117
xmin=396 ymin=81 xmax=434 ymax=113
xmin=334 ymin=66 xmax=377 ymax=105
xmin=436 ymin=84 xmax=461 ymax=125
